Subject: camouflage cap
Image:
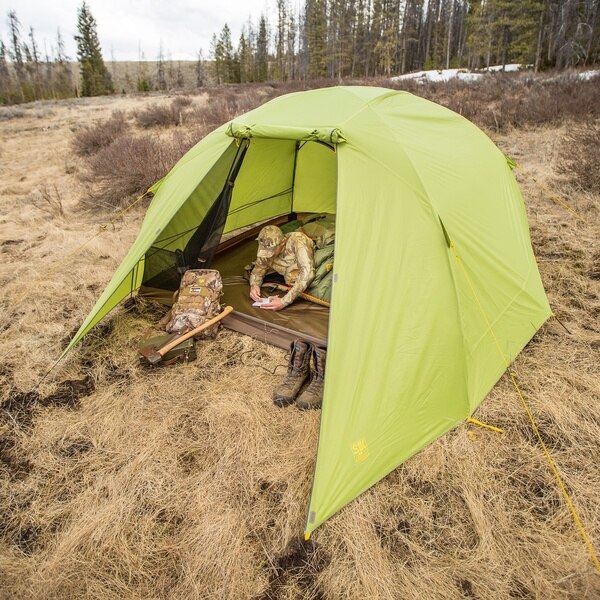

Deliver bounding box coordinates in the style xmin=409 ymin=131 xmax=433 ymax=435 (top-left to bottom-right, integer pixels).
xmin=256 ymin=225 xmax=284 ymax=259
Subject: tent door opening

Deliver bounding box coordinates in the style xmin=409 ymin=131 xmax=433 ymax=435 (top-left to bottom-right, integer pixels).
xmin=140 ymin=136 xmax=338 ymax=348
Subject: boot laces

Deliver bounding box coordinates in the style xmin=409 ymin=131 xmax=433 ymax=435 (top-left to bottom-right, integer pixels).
xmin=287 ymin=345 xmax=306 ymax=376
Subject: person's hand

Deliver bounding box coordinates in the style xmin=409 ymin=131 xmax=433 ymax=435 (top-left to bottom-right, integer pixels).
xmin=260 ymin=296 xmax=286 ymax=311
xmin=249 ymin=286 xmax=261 ymax=302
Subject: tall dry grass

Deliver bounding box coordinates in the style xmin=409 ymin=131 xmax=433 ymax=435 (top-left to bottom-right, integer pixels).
xmin=557 ymin=123 xmax=600 ymax=194
xmin=0 ymin=78 xmax=599 ymax=599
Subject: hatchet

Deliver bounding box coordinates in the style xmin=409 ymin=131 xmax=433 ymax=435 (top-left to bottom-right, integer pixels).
xmin=139 ymin=305 xmax=233 ymax=366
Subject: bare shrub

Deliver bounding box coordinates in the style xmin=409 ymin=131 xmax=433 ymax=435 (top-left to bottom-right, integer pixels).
xmin=30 ymin=185 xmax=65 ymax=218
xmin=172 ymin=95 xmax=193 ymax=110
xmin=557 ymin=124 xmax=600 ymax=193
xmin=71 ymin=111 xmax=129 ymax=157
xmin=190 ymin=88 xmax=250 ymax=129
xmin=0 ymin=106 xmax=26 ymax=120
xmin=135 ymin=98 xmax=193 ymax=128
xmin=81 ymin=132 xmax=195 ymax=210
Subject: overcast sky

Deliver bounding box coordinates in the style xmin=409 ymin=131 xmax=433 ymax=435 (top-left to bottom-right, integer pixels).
xmin=0 ymin=0 xmax=283 ymax=61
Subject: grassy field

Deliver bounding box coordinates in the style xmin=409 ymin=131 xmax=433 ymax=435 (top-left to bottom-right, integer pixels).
xmin=0 ymin=75 xmax=599 ymax=599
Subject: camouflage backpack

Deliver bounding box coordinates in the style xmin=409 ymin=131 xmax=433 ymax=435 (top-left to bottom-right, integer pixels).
xmin=165 ymin=269 xmax=223 ymax=336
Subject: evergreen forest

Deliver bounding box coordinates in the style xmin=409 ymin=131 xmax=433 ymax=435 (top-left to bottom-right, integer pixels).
xmin=1 ymin=1 xmax=599 ymax=104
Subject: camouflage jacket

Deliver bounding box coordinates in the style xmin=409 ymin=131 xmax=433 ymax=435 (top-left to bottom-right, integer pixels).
xmin=250 ymin=231 xmax=316 ymax=306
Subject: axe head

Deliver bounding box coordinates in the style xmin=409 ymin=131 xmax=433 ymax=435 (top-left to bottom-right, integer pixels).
xmin=137 ymin=333 xmax=195 ymax=367
xmin=138 ymin=341 xmax=165 ymax=366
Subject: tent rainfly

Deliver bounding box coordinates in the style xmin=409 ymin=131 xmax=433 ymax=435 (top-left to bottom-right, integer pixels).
xmin=65 ymin=87 xmax=551 ymax=537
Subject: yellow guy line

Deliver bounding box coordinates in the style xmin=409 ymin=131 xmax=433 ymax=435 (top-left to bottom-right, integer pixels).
xmin=451 ymin=242 xmax=600 ymax=574
xmin=2 ymin=190 xmax=150 ymax=332
xmin=517 ymin=167 xmax=588 ymax=225
xmin=50 ymin=189 xmax=150 ymax=272
xmin=467 ymin=417 xmax=504 ymax=434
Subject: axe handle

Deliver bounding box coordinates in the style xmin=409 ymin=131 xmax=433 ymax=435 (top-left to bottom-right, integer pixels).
xmin=261 ymin=283 xmax=330 ymax=308
xmin=158 ymin=305 xmax=234 ymax=357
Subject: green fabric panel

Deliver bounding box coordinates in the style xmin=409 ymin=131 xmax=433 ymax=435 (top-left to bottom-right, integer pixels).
xmin=62 ymin=271 xmax=134 ymax=357
xmin=369 ymin=92 xmax=551 ymax=409
xmin=293 ymin=142 xmax=337 ymax=214
xmin=152 ymin=141 xmax=238 ymax=252
xmin=304 ymin=88 xmax=550 ymax=535
xmin=229 ymin=87 xmax=391 ymax=130
xmin=224 ymin=138 xmax=296 ymax=233
xmin=306 ymin=139 xmax=469 ymax=534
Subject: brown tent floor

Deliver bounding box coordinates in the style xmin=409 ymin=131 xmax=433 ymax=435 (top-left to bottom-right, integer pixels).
xmin=212 ymin=236 xmax=329 ymax=349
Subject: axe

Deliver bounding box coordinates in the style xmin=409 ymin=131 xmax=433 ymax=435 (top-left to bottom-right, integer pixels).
xmin=139 ymin=305 xmax=234 ymax=366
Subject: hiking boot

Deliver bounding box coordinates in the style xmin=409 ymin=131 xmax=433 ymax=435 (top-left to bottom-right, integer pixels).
xmin=273 ymin=340 xmax=312 ymax=407
xmin=296 ymin=347 xmax=326 ymax=410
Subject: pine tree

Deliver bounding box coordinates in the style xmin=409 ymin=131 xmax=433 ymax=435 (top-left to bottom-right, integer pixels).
xmin=305 ymin=0 xmax=328 ymax=78
xmin=353 ymin=0 xmax=372 ymax=77
xmin=26 ymin=26 xmax=42 ymax=99
xmin=276 ymin=0 xmax=288 ymax=79
xmin=74 ymin=2 xmax=114 ymax=96
xmin=372 ymin=0 xmax=401 ymax=75
xmin=0 ymin=39 xmax=13 ymax=104
xmin=136 ymin=45 xmax=151 ymax=91
xmin=55 ymin=28 xmax=74 ymax=98
xmin=7 ymin=10 xmax=26 ymax=101
xmin=466 ymin=0 xmax=491 ymax=68
xmin=399 ymin=0 xmax=424 ymax=73
xmin=156 ymin=41 xmax=167 ymax=90
xmin=256 ymin=15 xmax=269 ymax=81
xmin=503 ymin=0 xmax=545 ymax=66
xmin=21 ymin=39 xmax=36 ymax=101
xmin=328 ymin=0 xmax=356 ymax=79
xmin=287 ymin=9 xmax=298 ymax=79
xmin=175 ymin=62 xmax=185 ymax=87
xmin=195 ymin=49 xmax=207 ymax=87
xmin=219 ymin=24 xmax=236 ymax=83
xmin=238 ymin=33 xmax=251 ymax=82
xmin=210 ymin=33 xmax=223 ymax=84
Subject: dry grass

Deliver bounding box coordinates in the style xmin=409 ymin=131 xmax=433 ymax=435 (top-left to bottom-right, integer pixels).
xmin=0 ymin=82 xmax=599 ymax=599
xmin=557 ymin=124 xmax=600 ymax=194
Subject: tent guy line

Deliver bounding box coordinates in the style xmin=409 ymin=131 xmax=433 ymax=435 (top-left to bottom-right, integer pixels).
xmin=450 ymin=240 xmax=600 ymax=574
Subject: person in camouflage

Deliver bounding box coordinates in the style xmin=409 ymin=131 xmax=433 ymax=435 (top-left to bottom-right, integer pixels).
xmin=249 ymin=225 xmax=316 ymax=311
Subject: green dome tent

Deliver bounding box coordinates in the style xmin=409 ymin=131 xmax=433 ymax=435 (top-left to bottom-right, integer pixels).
xmin=66 ymin=86 xmax=551 ymax=537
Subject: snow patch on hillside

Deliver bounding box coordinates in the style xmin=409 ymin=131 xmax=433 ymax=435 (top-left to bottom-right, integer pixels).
xmin=391 ymin=64 xmax=599 ymax=84
xmin=390 ymin=64 xmax=526 ymax=84
xmin=577 ymin=69 xmax=599 ymax=81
